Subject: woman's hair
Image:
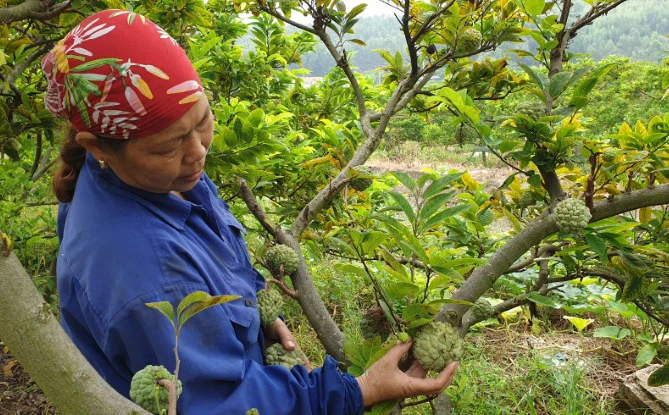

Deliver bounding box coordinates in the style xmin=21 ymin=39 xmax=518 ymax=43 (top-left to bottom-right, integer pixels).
xmin=53 ymin=124 xmax=126 ymax=203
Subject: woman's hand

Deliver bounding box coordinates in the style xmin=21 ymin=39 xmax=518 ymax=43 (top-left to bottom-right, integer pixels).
xmin=264 ymin=317 xmax=311 ymax=370
xmin=355 ymin=340 xmax=458 ymax=407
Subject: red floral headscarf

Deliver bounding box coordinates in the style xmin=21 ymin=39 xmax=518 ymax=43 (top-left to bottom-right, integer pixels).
xmin=42 ymin=9 xmax=203 ymax=139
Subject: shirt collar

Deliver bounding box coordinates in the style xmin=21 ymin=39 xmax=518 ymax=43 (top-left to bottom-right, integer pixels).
xmin=84 ymin=152 xmax=196 ymax=231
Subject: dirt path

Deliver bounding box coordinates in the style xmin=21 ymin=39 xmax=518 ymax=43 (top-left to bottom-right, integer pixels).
xmin=366 ymin=158 xmax=514 ymax=189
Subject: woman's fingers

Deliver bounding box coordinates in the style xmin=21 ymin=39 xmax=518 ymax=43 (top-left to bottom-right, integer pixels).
xmin=408 ymin=362 xmax=458 ymax=396
xmin=272 ymin=319 xmax=297 ymax=350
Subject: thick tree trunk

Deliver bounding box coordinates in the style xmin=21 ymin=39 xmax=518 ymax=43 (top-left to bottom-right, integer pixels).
xmin=0 ymin=245 xmax=149 ymax=415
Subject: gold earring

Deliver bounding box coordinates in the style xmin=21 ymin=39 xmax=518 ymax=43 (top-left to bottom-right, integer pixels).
xmin=99 ymin=159 xmax=107 ymax=170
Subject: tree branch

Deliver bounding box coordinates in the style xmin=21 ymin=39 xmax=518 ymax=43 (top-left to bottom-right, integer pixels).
xmin=0 ymin=0 xmax=72 ymax=24
xmin=438 ymin=183 xmax=669 ymax=326
xmin=570 ymin=0 xmax=628 ymax=33
xmin=237 ymin=178 xmax=281 ymax=239
xmin=0 ymin=238 xmax=150 ymax=414
xmin=257 ymin=5 xmax=316 ymax=34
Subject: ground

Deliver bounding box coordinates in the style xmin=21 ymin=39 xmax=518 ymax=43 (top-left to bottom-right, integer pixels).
xmin=0 ymin=342 xmax=56 ymax=415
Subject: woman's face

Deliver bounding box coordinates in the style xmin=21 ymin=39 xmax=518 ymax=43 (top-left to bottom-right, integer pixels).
xmin=103 ymin=95 xmax=214 ymax=194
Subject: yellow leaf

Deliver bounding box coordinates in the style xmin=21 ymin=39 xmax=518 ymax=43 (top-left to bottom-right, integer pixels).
xmin=1 ymin=231 xmax=11 ymax=256
xmin=301 ymin=154 xmax=334 ymax=167
xmin=563 ymin=316 xmax=594 ymax=332
xmin=3 ymin=360 xmax=16 ymax=377
xmin=639 ymin=207 xmax=651 ymax=224
xmin=461 ymin=172 xmax=478 ymax=190
xmin=618 ymin=122 xmax=632 ymax=135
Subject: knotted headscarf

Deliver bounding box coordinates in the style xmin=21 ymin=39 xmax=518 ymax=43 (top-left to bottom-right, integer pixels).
xmin=42 ymin=9 xmax=203 ymax=139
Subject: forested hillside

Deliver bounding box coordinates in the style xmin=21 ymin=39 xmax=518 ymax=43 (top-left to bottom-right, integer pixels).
xmin=294 ymin=0 xmax=669 ymax=76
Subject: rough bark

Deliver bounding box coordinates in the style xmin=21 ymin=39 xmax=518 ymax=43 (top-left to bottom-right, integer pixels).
xmin=437 ymin=183 xmax=669 ymax=325
xmin=278 ymin=233 xmax=347 ymax=362
xmin=0 ymin=0 xmax=42 ymax=24
xmin=0 ymin=242 xmax=149 ymax=415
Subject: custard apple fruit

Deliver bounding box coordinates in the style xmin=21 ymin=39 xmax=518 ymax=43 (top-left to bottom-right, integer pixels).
xmin=413 ymin=322 xmax=464 ymax=371
xmin=265 ymin=343 xmax=307 ymax=369
xmin=257 ymin=288 xmax=284 ymax=327
xmin=360 ymin=306 xmax=392 ymax=339
xmin=335 ymin=0 xmax=346 ymax=12
xmin=515 ymin=102 xmax=545 ymax=120
xmin=601 ymin=148 xmax=616 ymax=164
xmin=129 ymin=365 xmax=182 ymax=415
xmin=471 ymin=299 xmax=494 ymax=321
xmin=455 ymin=28 xmax=482 ymax=55
xmin=554 ymin=198 xmax=591 ymax=234
xmin=265 ymin=244 xmax=299 ymax=277
xmin=350 ymin=166 xmax=374 ymax=191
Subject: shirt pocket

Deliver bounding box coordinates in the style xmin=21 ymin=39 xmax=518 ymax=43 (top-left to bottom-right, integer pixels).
xmin=220 ymin=261 xmax=261 ymax=354
xmin=217 ymin=210 xmax=252 ymax=265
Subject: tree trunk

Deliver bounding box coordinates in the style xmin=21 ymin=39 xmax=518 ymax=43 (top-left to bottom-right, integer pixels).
xmin=0 ymin=244 xmax=150 ymax=415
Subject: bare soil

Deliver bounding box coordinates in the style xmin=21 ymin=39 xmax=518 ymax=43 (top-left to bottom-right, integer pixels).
xmin=0 ymin=342 xmax=57 ymax=415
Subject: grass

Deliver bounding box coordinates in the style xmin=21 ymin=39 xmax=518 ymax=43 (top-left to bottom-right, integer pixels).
xmin=282 ymin=259 xmax=628 ymax=415
xmin=447 ymin=333 xmax=617 ymax=415
xmin=371 ymin=141 xmax=509 ymax=170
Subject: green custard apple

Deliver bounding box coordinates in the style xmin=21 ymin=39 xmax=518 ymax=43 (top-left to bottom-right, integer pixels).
xmin=257 ymin=288 xmax=284 ymax=327
xmin=129 ymin=365 xmax=182 ymax=415
xmin=554 ymin=198 xmax=592 ymax=234
xmin=265 ymin=244 xmax=299 ymax=277
xmin=265 ymin=343 xmax=307 ymax=369
xmin=413 ymin=322 xmax=464 ymax=372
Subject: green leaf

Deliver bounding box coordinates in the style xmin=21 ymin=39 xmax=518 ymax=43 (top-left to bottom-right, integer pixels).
xmin=422 ymin=172 xmax=463 ymax=199
xmin=527 ymin=293 xmax=557 ymax=308
xmin=177 ymin=291 xmax=211 ymax=320
xmin=419 ymin=191 xmax=455 ymax=222
xmin=518 ymin=63 xmax=545 ymax=90
xmin=386 ymin=282 xmax=421 ymax=300
xmin=247 ymin=108 xmax=265 ymax=128
xmin=548 ymin=72 xmax=573 ymax=100
xmin=585 ymin=234 xmax=608 ymax=262
xmin=648 ymin=365 xmax=669 ymax=387
xmin=180 ymin=295 xmax=240 ymax=328
xmin=524 ymin=0 xmax=545 ymax=15
xmin=346 ymin=3 xmax=367 ymax=20
xmin=145 ymin=301 xmax=175 ymax=327
xmin=336 ymin=263 xmax=369 ymax=279
xmin=220 ymin=125 xmax=238 ymax=147
xmin=390 ymin=171 xmax=417 ymax=191
xmin=593 ymin=326 xmax=631 ymax=340
xmin=420 ymin=204 xmax=470 ymax=232
xmin=361 ymin=231 xmax=387 ymax=255
xmin=636 ymin=343 xmax=658 ymax=367
xmin=387 ymin=191 xmax=416 ymax=224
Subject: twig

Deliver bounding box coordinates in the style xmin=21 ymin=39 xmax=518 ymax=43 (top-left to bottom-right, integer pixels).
xmin=267 ymin=278 xmax=299 ymax=299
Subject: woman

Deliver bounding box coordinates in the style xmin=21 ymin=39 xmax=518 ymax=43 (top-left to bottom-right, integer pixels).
xmin=44 ymin=9 xmax=457 ymax=414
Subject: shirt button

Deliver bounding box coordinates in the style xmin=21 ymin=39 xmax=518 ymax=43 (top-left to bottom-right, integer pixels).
xmin=245 ymin=298 xmax=254 ymax=307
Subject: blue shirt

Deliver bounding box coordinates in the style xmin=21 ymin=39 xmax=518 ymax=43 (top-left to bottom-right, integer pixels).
xmin=57 ymin=153 xmax=363 ymax=415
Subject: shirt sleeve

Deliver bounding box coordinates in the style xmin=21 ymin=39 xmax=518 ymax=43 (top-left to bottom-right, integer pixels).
xmin=103 ymin=283 xmax=363 ymax=415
